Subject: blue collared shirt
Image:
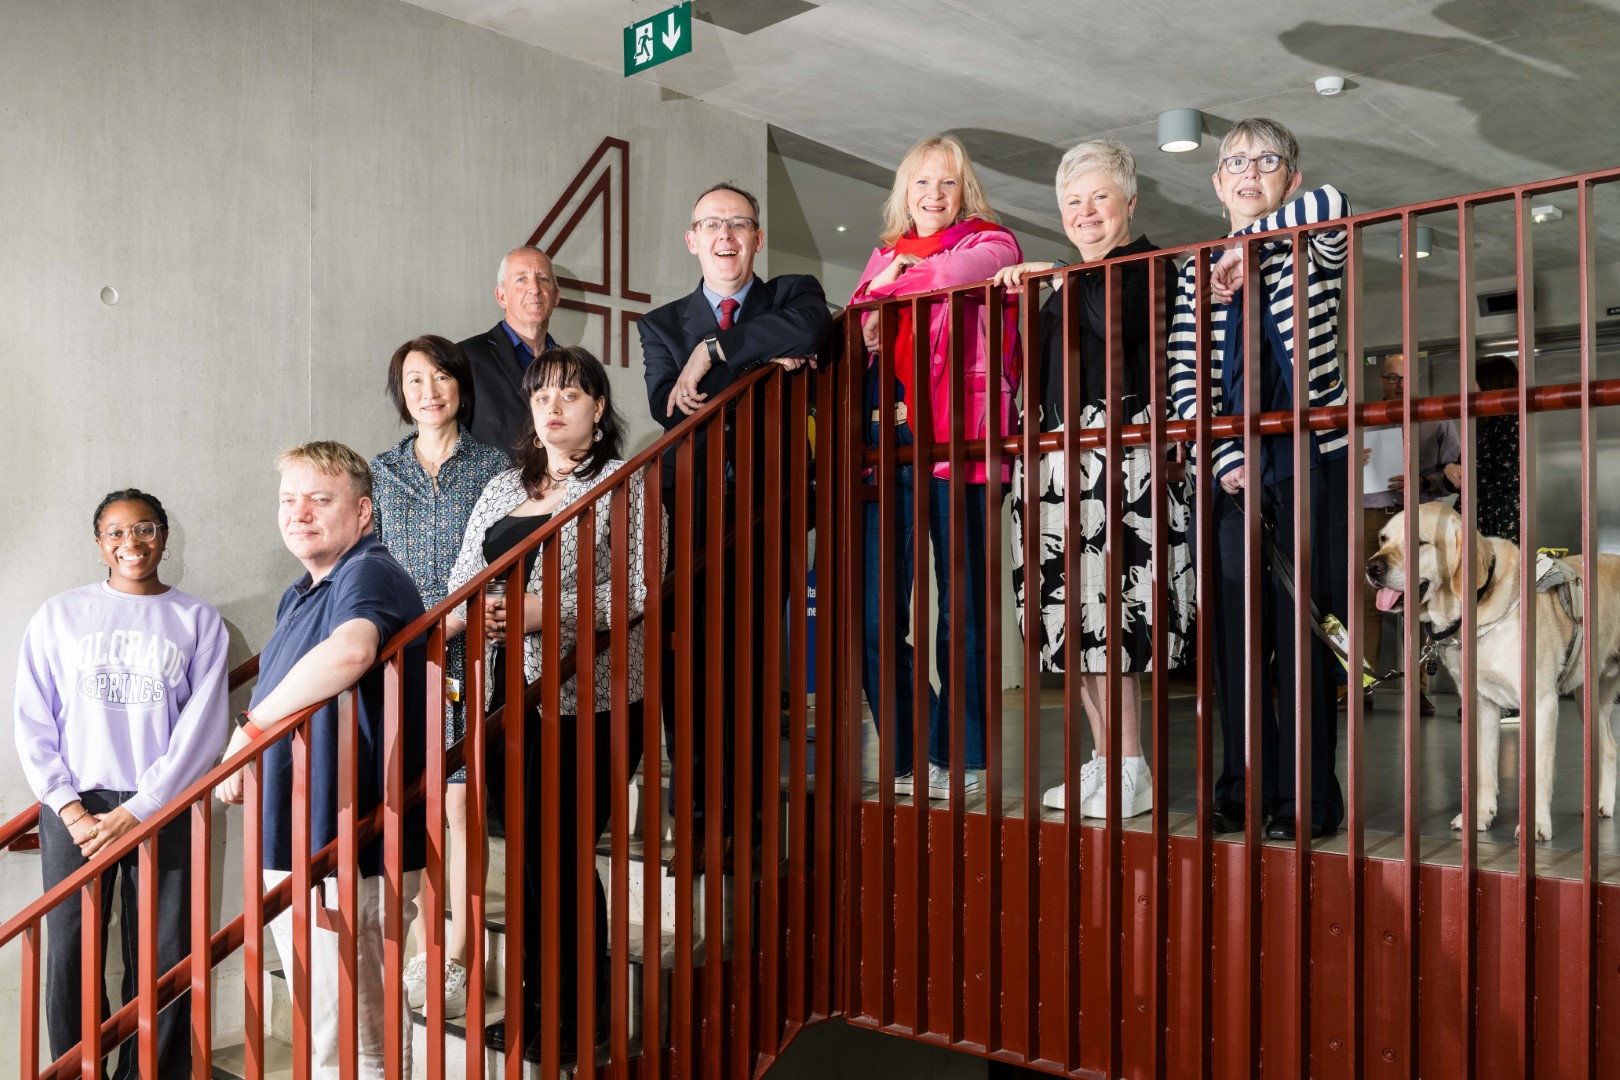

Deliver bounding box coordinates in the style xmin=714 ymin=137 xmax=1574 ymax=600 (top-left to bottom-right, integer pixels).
xmin=499 ymin=320 xmax=558 ymax=368
xmin=700 ymin=277 xmax=755 ymax=326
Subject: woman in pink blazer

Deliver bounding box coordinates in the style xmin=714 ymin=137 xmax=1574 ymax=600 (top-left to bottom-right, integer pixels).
xmin=850 ymin=134 xmax=1022 ymax=802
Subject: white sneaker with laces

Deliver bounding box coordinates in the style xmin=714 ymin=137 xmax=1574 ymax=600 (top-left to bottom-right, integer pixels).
xmin=403 ymin=953 xmax=428 ymax=1011
xmin=441 ymin=959 xmax=469 ymax=1020
xmin=924 ymin=762 xmax=981 ymax=801
xmin=893 ymin=772 xmax=915 ymax=796
xmin=1042 ymin=751 xmax=1105 ymax=811
xmin=1080 ymin=759 xmax=1152 ymax=819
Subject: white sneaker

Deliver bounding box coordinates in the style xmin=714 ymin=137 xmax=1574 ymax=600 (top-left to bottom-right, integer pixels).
xmin=893 ymin=772 xmax=915 ymax=795
xmin=403 ymin=953 xmax=428 ymax=1011
xmin=1080 ymin=759 xmax=1152 ymax=819
xmin=441 ymin=959 xmax=469 ymax=1020
xmin=1042 ymin=752 xmax=1105 ymax=811
xmin=924 ymin=763 xmax=981 ymax=801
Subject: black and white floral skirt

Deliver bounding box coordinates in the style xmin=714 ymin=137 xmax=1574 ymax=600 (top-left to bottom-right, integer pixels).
xmin=1009 ymin=405 xmax=1195 ymax=674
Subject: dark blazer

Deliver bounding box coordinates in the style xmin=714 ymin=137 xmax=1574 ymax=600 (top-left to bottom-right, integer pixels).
xmin=639 ymin=274 xmax=830 ymax=491
xmin=457 ymin=321 xmax=555 ymax=460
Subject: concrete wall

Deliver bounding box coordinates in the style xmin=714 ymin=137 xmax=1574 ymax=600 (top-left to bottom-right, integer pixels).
xmin=0 ymin=0 xmax=765 ymax=1065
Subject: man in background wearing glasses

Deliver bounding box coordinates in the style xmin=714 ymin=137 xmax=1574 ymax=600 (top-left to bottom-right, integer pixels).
xmin=639 ymin=181 xmax=829 ymax=866
xmin=1352 ymin=350 xmax=1461 ymax=715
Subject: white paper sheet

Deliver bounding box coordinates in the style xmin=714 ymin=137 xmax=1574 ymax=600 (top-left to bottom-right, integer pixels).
xmin=1362 ymin=427 xmax=1404 ymax=494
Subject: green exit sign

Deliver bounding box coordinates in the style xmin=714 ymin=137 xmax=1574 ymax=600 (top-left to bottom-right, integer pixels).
xmin=624 ymin=2 xmax=692 ymax=76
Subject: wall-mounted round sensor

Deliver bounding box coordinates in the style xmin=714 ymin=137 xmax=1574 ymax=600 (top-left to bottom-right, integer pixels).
xmin=100 ymin=286 xmax=119 ymax=305
xmin=1315 ymin=75 xmax=1345 ymax=96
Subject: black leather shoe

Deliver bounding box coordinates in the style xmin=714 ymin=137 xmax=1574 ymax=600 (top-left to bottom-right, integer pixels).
xmin=484 ymin=1012 xmax=544 ymax=1063
xmin=1264 ymin=817 xmax=1335 ymax=841
xmin=1210 ymin=798 xmax=1246 ymax=834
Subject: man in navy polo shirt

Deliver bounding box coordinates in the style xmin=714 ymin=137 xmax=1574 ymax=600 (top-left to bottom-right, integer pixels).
xmin=215 ymin=440 xmax=426 ymax=1079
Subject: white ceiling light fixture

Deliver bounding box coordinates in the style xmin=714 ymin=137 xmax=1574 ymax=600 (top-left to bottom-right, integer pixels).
xmin=1531 ymin=204 xmax=1564 ymax=224
xmin=1397 ymin=225 xmax=1434 ymax=260
xmin=835 ymin=225 xmax=847 ymax=232
xmin=1314 ymin=75 xmax=1346 ymax=96
xmin=1157 ymin=108 xmax=1202 ymax=153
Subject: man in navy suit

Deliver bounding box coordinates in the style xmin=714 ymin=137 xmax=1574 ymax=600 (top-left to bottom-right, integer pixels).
xmin=458 ymin=246 xmax=561 ymax=457
xmin=639 ymin=182 xmax=829 ymax=857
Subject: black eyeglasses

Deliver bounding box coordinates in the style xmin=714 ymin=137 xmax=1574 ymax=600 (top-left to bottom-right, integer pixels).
xmin=1220 ymin=153 xmax=1288 ymax=175
xmin=99 ymin=521 xmax=164 ymax=543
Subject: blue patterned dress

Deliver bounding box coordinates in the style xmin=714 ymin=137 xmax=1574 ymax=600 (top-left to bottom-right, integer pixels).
xmin=371 ymin=427 xmax=509 ymax=780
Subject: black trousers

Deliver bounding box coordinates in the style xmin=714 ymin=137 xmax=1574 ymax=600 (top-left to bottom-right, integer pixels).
xmin=491 ymin=689 xmax=644 ymax=1025
xmin=39 ymin=791 xmax=191 ymax=1079
xmin=1206 ymin=455 xmax=1348 ymax=830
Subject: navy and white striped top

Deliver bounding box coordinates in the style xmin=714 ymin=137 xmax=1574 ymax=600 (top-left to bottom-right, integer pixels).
xmin=1167 ymin=185 xmax=1352 ymax=483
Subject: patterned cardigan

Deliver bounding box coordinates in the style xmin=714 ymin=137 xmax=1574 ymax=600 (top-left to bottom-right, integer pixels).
xmin=1167 ymin=185 xmax=1352 ymax=484
xmin=445 ymin=461 xmax=659 ymax=715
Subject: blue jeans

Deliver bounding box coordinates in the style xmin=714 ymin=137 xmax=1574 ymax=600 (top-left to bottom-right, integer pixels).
xmin=925 ymin=477 xmax=990 ymax=770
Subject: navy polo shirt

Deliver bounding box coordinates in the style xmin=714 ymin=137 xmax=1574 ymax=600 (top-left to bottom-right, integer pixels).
xmin=251 ymin=532 xmax=427 ymax=876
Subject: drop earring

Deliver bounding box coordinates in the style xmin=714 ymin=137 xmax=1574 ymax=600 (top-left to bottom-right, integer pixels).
xmin=592 ymin=425 xmax=603 ymax=444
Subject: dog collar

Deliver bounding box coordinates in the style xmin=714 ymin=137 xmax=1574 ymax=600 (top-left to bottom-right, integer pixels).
xmin=1428 ymin=553 xmax=1497 ymax=643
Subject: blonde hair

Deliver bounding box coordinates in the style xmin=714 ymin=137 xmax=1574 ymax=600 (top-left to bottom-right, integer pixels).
xmin=276 ymin=440 xmax=373 ymax=501
xmin=879 ymin=134 xmax=999 ymax=247
xmin=1054 ymin=139 xmax=1138 ymax=203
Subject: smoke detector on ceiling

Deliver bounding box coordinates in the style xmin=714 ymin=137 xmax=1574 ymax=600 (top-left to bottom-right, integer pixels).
xmin=1314 ymin=75 xmax=1346 ymax=96
xmin=1530 ymin=204 xmax=1564 ymax=224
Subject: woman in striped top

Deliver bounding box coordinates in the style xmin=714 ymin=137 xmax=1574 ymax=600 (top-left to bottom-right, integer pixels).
xmin=1166 ymin=117 xmax=1352 ymax=842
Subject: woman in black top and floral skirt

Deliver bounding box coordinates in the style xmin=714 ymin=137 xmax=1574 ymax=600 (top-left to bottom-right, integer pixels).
xmin=995 ymin=139 xmax=1194 ymax=818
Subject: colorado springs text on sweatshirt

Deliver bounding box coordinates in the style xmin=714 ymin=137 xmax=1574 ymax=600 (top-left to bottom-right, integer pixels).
xmin=14 ymin=582 xmax=232 ymax=822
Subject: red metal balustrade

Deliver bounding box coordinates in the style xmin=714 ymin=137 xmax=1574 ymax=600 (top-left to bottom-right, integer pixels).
xmin=4 ymin=164 xmax=1620 ymax=1078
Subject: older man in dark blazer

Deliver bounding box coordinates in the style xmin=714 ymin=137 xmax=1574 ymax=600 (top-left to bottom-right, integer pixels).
xmin=639 ymin=181 xmax=829 ymax=857
xmin=459 ymin=246 xmax=560 ymax=457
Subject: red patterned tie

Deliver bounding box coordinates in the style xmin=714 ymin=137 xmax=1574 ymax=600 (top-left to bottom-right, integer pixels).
xmin=718 ymin=297 xmax=739 ymax=330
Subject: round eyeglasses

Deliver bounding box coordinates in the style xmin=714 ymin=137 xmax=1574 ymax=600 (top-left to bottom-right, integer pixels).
xmin=1220 ymin=153 xmax=1288 ymax=175
xmin=99 ymin=521 xmax=164 ymax=544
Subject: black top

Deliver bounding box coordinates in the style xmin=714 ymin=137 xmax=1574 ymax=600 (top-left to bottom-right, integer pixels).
xmin=1034 ymin=235 xmax=1159 ymax=432
xmin=482 ymin=513 xmax=553 ymax=583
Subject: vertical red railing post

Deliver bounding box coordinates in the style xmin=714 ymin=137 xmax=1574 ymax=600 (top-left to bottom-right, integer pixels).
xmin=873 ymin=297 xmax=899 ymax=1030
xmin=539 ymin=540 xmax=564 ymax=1078
xmin=1146 ymin=251 xmax=1172 ymax=1080
xmin=1191 ymin=245 xmax=1216 ymax=1080
xmin=840 ymin=309 xmax=871 ymax=1030
xmin=22 ymin=921 xmax=42 ymax=1078
xmin=730 ymin=386 xmax=758 ymax=1078
xmin=908 ymin=293 xmax=934 ymax=1041
xmin=1287 ymin=225 xmax=1314 ymax=1079
xmin=671 ymin=434 xmax=696 ymax=1075
xmin=760 ymin=375 xmax=786 ymax=1056
xmin=1102 ymin=260 xmax=1126 ymax=1079
xmin=464 ymin=575 xmax=490 ymax=1080
xmin=136 ymin=835 xmax=159 ymax=1080
xmin=639 ymin=457 xmax=665 ymax=1080
xmin=701 ymin=406 xmax=727 ymax=1077
xmin=787 ymin=372 xmax=813 ymax=1032
xmin=421 ymin=624 xmax=447 ymax=1080
xmin=382 ymin=656 xmax=409 ymax=1080
xmin=503 ymin=552 xmax=528 ymax=1080
xmin=1575 ymin=175 xmax=1600 ymax=1080
xmin=243 ymin=755 xmax=265 ymax=1080
xmin=1341 ymin=220 xmax=1368 ymax=1080
xmin=981 ymin=281 xmax=1005 ymax=1059
xmin=1017 ymin=274 xmax=1043 ymax=1067
xmin=79 ymin=876 xmax=102 ymax=1080
xmin=1239 ymin=234 xmax=1264 ymax=1080
xmin=290 ymin=722 xmax=312 ymax=1080
xmin=1454 ymin=199 xmax=1481 ymax=1080
xmin=812 ymin=363 xmax=837 ymax=1026
xmin=1059 ymin=267 xmax=1084 ymax=1072
xmin=607 ymin=484 xmax=632 ymax=1079
xmin=337 ymin=690 xmax=361 ymax=1080
xmin=944 ymin=288 xmax=967 ymax=1048
xmin=1513 ymin=189 xmax=1539 ymax=1078
xmin=189 ymin=801 xmax=213 ymax=1080
xmin=1397 ymin=211 xmax=1423 ymax=1080
xmin=574 ymin=504 xmax=599 ymax=1080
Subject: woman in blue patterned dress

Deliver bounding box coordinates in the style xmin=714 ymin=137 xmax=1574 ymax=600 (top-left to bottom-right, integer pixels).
xmin=370 ymin=334 xmax=508 ymax=1019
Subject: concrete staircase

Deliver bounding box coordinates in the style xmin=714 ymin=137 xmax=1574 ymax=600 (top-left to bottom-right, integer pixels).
xmin=211 ymin=731 xmax=803 ymax=1079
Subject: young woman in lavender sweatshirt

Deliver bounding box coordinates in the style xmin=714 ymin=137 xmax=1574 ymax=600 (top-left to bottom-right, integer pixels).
xmin=13 ymin=489 xmax=231 ymax=1078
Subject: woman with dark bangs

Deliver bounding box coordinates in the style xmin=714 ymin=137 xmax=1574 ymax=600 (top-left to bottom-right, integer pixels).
xmin=445 ymin=345 xmax=654 ymax=1061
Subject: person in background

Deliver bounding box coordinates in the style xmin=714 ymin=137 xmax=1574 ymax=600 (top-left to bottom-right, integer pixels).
xmin=459 ymin=247 xmax=563 ymax=456
xmin=1444 ymin=354 xmax=1520 ymax=539
xmin=446 ymin=345 xmax=653 ymax=1062
xmin=1167 ymin=117 xmax=1351 ymax=841
xmin=370 ymin=335 xmax=508 ymax=1020
xmin=214 ymin=441 xmax=428 ymax=1080
xmin=851 ymin=134 xmax=1022 ymax=802
xmin=994 ymin=139 xmax=1195 ymax=818
xmin=1353 ymin=350 xmax=1460 ymax=715
xmin=16 ymin=489 xmax=231 ymax=1079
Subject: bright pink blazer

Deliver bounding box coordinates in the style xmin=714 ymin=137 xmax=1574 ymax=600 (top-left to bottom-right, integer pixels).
xmin=850 ymin=222 xmax=1023 ymax=483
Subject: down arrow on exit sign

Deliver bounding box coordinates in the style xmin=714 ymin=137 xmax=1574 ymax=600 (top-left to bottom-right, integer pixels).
xmin=625 ymin=2 xmax=693 ymax=76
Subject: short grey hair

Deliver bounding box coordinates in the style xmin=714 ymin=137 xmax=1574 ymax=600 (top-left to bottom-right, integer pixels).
xmin=1053 ymin=139 xmax=1138 ymax=203
xmin=1217 ymin=118 xmax=1300 ymax=174
xmin=496 ymin=246 xmax=552 ymax=291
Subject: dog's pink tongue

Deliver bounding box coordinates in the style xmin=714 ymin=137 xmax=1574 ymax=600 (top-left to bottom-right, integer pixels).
xmin=1375 ymin=587 xmax=1403 ymax=612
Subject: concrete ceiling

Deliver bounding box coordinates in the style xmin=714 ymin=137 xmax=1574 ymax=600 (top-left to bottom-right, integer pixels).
xmin=407 ymin=0 xmax=1620 ymax=290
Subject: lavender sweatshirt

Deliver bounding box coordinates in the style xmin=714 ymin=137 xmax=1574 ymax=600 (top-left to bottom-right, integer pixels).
xmin=14 ymin=582 xmax=231 ymax=821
